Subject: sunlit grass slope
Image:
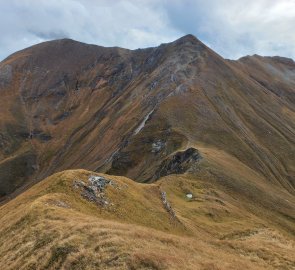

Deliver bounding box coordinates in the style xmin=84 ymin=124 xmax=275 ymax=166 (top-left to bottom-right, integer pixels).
xmin=0 ymin=169 xmax=294 ymax=270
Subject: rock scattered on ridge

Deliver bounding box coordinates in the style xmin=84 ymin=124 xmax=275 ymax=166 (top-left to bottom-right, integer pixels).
xmin=160 ymin=190 xmax=176 ymax=219
xmin=73 ymin=175 xmax=119 ymax=206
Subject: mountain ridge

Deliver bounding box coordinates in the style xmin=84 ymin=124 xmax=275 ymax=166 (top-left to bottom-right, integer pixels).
xmin=0 ymin=34 xmax=294 ymax=269
xmin=0 ymin=169 xmax=294 ymax=269
xmin=0 ymin=34 xmax=294 ymax=200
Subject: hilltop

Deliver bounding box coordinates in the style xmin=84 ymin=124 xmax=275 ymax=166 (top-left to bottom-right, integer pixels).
xmin=0 ymin=169 xmax=294 ymax=269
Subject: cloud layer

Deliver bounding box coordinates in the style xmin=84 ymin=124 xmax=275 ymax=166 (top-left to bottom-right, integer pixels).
xmin=0 ymin=0 xmax=294 ymax=60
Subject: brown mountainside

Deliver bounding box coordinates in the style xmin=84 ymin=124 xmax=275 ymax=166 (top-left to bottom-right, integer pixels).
xmin=0 ymin=35 xmax=295 ymax=269
xmin=0 ymin=34 xmax=294 ymax=198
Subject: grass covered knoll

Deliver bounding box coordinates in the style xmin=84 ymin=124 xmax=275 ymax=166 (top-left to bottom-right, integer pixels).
xmin=0 ymin=169 xmax=294 ymax=270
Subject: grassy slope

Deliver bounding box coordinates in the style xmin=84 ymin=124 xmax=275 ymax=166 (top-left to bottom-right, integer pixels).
xmin=1 ymin=36 xmax=294 ymax=201
xmin=0 ymin=169 xmax=294 ymax=270
xmin=0 ymin=37 xmax=294 ymax=269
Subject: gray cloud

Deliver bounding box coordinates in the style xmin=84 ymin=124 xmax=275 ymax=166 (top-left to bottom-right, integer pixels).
xmin=163 ymin=0 xmax=295 ymax=59
xmin=0 ymin=0 xmax=294 ymax=61
xmin=29 ymin=30 xmax=69 ymax=40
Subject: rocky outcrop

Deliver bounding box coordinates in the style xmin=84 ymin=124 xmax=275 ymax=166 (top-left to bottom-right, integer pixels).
xmin=160 ymin=190 xmax=176 ymax=219
xmin=73 ymin=175 xmax=118 ymax=206
xmin=153 ymin=148 xmax=201 ymax=180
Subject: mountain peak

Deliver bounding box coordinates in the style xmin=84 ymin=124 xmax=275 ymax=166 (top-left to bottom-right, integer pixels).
xmin=0 ymin=33 xmax=295 ymax=270
xmin=168 ymin=34 xmax=210 ymax=55
xmin=173 ymin=34 xmax=201 ymax=46
xmin=179 ymin=34 xmax=199 ymax=41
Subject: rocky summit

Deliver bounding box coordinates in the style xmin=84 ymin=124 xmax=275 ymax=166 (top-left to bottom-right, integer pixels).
xmin=0 ymin=35 xmax=294 ymax=269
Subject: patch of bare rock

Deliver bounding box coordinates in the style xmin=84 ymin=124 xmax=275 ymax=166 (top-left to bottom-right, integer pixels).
xmin=73 ymin=175 xmax=122 ymax=207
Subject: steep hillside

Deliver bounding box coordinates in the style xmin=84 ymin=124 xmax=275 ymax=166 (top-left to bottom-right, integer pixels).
xmin=0 ymin=170 xmax=294 ymax=269
xmin=0 ymin=35 xmax=294 ymax=268
xmin=0 ymin=35 xmax=294 ymax=202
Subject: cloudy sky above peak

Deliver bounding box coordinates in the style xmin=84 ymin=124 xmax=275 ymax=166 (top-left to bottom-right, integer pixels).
xmin=1 ymin=0 xmax=294 ymax=61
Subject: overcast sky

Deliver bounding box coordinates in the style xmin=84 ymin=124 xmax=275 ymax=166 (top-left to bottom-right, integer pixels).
xmin=1 ymin=0 xmax=295 ymax=61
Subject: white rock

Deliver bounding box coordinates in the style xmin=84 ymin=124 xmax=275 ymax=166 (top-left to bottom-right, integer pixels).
xmin=186 ymin=193 xmax=193 ymax=199
xmin=152 ymin=140 xmax=165 ymax=153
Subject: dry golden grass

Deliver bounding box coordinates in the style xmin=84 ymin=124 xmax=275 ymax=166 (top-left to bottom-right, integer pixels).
xmin=0 ymin=169 xmax=294 ymax=269
xmin=1 ymin=36 xmax=294 ymax=270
